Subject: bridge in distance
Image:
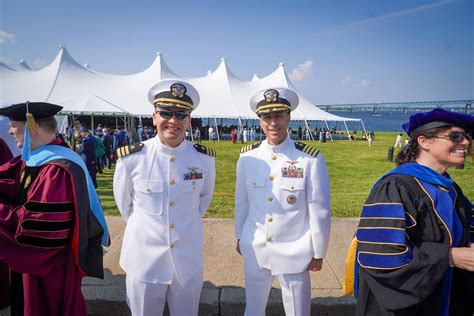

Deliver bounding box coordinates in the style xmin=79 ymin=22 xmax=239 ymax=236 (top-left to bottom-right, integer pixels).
xmin=318 ymin=99 xmax=472 ymax=114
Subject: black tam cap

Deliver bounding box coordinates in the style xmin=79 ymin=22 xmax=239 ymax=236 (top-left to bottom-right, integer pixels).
xmin=0 ymin=102 xmax=63 ymax=121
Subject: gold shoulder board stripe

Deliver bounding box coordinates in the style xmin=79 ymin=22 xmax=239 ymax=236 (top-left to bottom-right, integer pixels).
xmin=240 ymin=141 xmax=262 ymax=153
xmin=194 ymin=144 xmax=216 ymax=157
xmin=295 ymin=142 xmax=319 ymax=157
xmin=116 ymin=143 xmax=144 ymax=159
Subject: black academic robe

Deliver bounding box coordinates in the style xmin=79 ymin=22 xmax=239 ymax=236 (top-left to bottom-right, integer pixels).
xmin=355 ymin=174 xmax=473 ymax=316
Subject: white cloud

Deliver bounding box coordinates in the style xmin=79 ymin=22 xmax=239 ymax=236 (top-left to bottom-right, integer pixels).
xmin=314 ymin=0 xmax=452 ymax=37
xmin=359 ymin=79 xmax=372 ymax=87
xmin=0 ymin=31 xmax=15 ymax=44
xmin=341 ymin=75 xmax=352 ymax=86
xmin=289 ymin=60 xmax=313 ymax=82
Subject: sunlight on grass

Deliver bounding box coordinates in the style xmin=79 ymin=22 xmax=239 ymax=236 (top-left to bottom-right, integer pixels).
xmin=98 ymin=133 xmax=473 ymax=218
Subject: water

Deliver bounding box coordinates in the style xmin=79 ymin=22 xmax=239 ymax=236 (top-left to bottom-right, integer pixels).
xmin=328 ymin=111 xmax=412 ymax=132
xmin=212 ymin=111 xmax=412 ymax=133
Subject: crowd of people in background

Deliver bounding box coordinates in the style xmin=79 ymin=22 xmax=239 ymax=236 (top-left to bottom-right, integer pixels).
xmin=61 ymin=120 xmax=377 ymax=188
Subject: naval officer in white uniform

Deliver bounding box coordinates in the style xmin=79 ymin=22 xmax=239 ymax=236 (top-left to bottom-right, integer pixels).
xmin=235 ymin=88 xmax=331 ymax=315
xmin=113 ymin=79 xmax=216 ymax=316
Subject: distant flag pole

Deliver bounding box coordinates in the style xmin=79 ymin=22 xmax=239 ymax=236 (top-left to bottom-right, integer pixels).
xmin=21 ymin=101 xmax=36 ymax=161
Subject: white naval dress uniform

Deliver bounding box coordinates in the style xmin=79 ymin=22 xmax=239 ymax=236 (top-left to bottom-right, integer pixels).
xmin=113 ymin=137 xmax=215 ymax=316
xmin=235 ymin=136 xmax=331 ymax=316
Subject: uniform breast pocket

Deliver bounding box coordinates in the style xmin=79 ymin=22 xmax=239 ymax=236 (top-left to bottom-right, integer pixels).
xmin=134 ymin=180 xmax=164 ymax=216
xmin=279 ymin=180 xmax=306 ymax=210
xmin=246 ymin=177 xmax=265 ymax=200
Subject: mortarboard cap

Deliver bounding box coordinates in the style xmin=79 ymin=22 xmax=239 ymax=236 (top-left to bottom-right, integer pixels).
xmin=402 ymin=108 xmax=474 ymax=136
xmin=148 ymin=79 xmax=200 ymax=112
xmin=0 ymin=102 xmax=63 ymax=121
xmin=250 ymin=88 xmax=299 ymax=116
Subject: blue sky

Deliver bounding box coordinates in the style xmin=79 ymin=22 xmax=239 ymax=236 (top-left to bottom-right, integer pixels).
xmin=0 ymin=0 xmax=472 ymax=105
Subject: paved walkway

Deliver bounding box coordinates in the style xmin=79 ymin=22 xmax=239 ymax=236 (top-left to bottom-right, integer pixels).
xmin=0 ymin=217 xmax=359 ymax=315
xmin=82 ymin=216 xmax=359 ymax=315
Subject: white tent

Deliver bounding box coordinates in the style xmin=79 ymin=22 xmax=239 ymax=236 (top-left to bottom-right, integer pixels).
xmin=0 ymin=46 xmax=363 ymax=136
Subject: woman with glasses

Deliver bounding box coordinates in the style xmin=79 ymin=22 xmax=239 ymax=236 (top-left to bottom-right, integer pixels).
xmin=354 ymin=108 xmax=473 ymax=315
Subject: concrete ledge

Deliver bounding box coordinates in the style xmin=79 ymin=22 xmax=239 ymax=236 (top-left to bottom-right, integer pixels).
xmin=83 ymin=285 xmax=355 ymax=315
xmin=219 ymin=288 xmax=355 ymax=316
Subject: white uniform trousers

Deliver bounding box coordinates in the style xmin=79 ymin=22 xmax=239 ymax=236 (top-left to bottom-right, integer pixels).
xmin=125 ymin=269 xmax=203 ymax=316
xmin=244 ymin=265 xmax=311 ymax=316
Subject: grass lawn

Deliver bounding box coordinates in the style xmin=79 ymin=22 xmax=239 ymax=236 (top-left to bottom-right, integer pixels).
xmin=99 ymin=132 xmax=473 ymax=218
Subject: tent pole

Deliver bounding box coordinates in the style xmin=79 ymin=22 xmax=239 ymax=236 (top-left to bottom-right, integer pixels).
xmin=213 ymin=117 xmax=220 ymax=141
xmin=324 ymin=121 xmax=333 ymax=141
xmin=115 ymin=116 xmax=118 ymax=129
xmin=360 ymin=120 xmax=367 ymax=135
xmin=303 ymin=119 xmax=314 ymax=141
xmin=343 ymin=121 xmax=351 ymax=141
xmin=189 ymin=123 xmax=194 ymax=142
xmin=91 ymin=115 xmax=94 ymax=132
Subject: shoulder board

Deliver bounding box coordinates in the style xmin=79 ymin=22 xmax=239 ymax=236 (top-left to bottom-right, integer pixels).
xmin=294 ymin=142 xmax=320 ymax=157
xmin=116 ymin=143 xmax=144 ymax=159
xmin=240 ymin=141 xmax=262 ymax=154
xmin=193 ymin=144 xmax=216 ymax=157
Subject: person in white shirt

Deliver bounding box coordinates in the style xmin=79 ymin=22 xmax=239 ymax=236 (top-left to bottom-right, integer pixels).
xmin=113 ymin=79 xmax=216 ymax=316
xmin=235 ymin=88 xmax=331 ymax=315
xmin=208 ymin=126 xmax=214 ymax=141
xmin=394 ymin=133 xmax=403 ymax=147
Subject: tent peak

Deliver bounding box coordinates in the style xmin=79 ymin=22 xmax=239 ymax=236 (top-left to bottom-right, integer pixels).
xmin=251 ymin=74 xmax=259 ymax=81
xmin=220 ymin=57 xmax=226 ymax=62
xmin=279 ymin=62 xmax=284 ymax=67
xmin=19 ymin=60 xmax=32 ymax=70
xmin=156 ymin=52 xmax=162 ymax=56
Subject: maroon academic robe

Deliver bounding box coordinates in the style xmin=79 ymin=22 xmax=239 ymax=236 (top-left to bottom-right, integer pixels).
xmin=0 ymin=150 xmax=104 ymax=316
xmin=0 ymin=138 xmax=14 ymax=310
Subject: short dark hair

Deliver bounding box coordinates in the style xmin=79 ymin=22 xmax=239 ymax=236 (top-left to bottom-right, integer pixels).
xmin=36 ymin=117 xmax=57 ymax=134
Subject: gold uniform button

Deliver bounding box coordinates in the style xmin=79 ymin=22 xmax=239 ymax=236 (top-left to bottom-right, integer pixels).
xmin=267 ymin=216 xmax=273 ymax=222
xmin=169 ymin=223 xmax=175 ymax=229
xmin=271 ymin=155 xmax=277 ymax=160
xmin=170 ymin=156 xmax=176 ymax=162
xmin=267 ymin=196 xmax=273 ymax=202
xmin=170 ymin=243 xmax=175 ymax=248
xmin=169 ymin=179 xmax=176 ymax=185
xmin=266 ymin=235 xmax=272 ymax=242
xmin=269 ymin=175 xmax=274 ymax=181
xmin=169 ymin=201 xmax=175 ymax=207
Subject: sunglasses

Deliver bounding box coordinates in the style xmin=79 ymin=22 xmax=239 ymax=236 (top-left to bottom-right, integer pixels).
xmin=435 ymin=131 xmax=472 ymax=143
xmin=156 ymin=110 xmax=189 ymax=121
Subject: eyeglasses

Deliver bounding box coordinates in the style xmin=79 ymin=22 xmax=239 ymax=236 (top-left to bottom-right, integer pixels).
xmin=434 ymin=131 xmax=472 ymax=143
xmin=156 ymin=110 xmax=189 ymax=121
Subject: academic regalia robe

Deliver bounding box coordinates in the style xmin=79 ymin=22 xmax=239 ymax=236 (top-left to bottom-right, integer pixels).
xmin=0 ymin=143 xmax=105 ymax=316
xmin=355 ymin=165 xmax=474 ymax=316
xmin=0 ymin=138 xmax=14 ymax=310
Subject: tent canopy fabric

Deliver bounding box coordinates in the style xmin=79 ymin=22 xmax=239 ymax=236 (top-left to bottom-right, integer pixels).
xmin=0 ymin=46 xmax=360 ymax=123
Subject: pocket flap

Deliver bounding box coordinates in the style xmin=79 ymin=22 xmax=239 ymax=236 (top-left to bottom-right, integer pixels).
xmin=134 ymin=180 xmax=163 ymax=193
xmin=281 ymin=179 xmax=305 ymax=191
xmin=247 ymin=177 xmax=264 ymax=188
